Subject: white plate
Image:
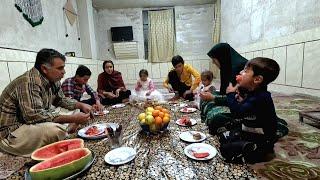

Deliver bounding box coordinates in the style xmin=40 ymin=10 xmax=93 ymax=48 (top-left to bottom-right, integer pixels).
xmin=93 ymin=110 xmax=109 ymax=116
xmin=184 ymin=143 xmax=217 ymax=161
xmin=180 ymin=107 xmax=197 ymax=113
xmin=179 ymin=103 xmax=188 ymax=108
xmin=176 ymin=118 xmax=197 ymax=127
xmin=179 ymin=131 xmax=206 ymax=143
xmin=112 ymin=104 xmax=126 ymax=108
xmin=104 ymin=147 xmax=136 ymax=165
xmin=78 ymin=123 xmax=118 ymax=140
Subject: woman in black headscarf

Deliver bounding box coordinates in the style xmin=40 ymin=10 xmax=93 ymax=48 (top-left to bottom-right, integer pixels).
xmin=207 ymin=43 xmax=248 ymax=95
xmin=200 ymin=43 xmax=288 ymax=140
xmin=199 ymin=43 xmax=248 ymax=135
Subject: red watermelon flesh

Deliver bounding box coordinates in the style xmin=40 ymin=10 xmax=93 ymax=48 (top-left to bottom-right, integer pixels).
xmin=33 ymin=149 xmax=88 ymax=171
xmin=30 ymin=148 xmax=92 ymax=180
xmin=31 ymin=138 xmax=84 ymax=161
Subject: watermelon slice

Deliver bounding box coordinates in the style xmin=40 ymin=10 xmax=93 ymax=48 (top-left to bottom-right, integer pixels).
xmin=31 ymin=138 xmax=84 ymax=161
xmin=193 ymin=152 xmax=210 ymax=158
xmin=30 ymin=148 xmax=92 ymax=180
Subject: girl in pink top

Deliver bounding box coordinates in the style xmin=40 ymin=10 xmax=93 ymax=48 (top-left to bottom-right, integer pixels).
xmin=131 ymin=69 xmax=163 ymax=101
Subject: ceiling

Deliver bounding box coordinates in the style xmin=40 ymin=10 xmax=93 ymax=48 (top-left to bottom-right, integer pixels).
xmin=92 ymin=0 xmax=215 ymax=10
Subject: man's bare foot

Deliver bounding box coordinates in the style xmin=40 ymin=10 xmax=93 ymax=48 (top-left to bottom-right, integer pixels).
xmin=67 ymin=123 xmax=79 ymax=134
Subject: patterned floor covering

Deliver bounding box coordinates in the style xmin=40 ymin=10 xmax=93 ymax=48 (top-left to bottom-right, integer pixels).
xmin=251 ymin=93 xmax=320 ymax=180
xmin=1 ymin=92 xmax=320 ymax=179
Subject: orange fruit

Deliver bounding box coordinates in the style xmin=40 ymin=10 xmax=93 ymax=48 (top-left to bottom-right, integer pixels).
xmin=164 ymin=113 xmax=170 ymax=118
xmin=152 ymin=110 xmax=160 ymax=117
xmin=155 ymin=116 xmax=162 ymax=125
xmin=163 ymin=116 xmax=170 ymax=124
xmin=154 ymin=106 xmax=162 ymax=110
xmin=162 ymin=108 xmax=169 ymax=114
xmin=159 ymin=112 xmax=165 ymax=118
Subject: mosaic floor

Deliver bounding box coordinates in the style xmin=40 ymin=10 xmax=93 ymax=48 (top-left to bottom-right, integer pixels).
xmin=1 ymin=92 xmax=320 ymax=179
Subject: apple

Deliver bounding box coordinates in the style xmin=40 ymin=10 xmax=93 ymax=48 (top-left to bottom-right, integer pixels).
xmin=146 ymin=107 xmax=154 ymax=113
xmin=140 ymin=119 xmax=146 ymax=124
xmin=145 ymin=115 xmax=154 ymax=125
xmin=138 ymin=113 xmax=146 ymax=121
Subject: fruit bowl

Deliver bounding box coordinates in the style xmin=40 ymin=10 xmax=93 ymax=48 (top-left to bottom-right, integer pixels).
xmin=137 ymin=106 xmax=171 ymax=135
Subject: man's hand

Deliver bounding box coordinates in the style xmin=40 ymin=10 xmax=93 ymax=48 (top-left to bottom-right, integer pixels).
xmin=73 ymin=112 xmax=90 ymax=124
xmin=226 ymin=83 xmax=239 ymax=94
xmin=183 ymin=90 xmax=192 ymax=98
xmin=199 ymin=91 xmax=214 ymax=101
xmin=75 ymin=102 xmax=92 ymax=113
xmin=93 ymin=102 xmax=104 ymax=112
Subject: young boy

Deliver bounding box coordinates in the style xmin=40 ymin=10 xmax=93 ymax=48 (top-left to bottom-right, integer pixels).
xmin=219 ymin=57 xmax=280 ymax=164
xmin=163 ymin=55 xmax=201 ymax=101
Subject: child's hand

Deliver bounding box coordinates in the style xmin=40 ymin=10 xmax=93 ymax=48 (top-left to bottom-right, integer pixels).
xmin=226 ymin=83 xmax=239 ymax=94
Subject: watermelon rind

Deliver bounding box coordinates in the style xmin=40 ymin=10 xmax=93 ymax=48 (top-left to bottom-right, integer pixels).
xmin=29 ymin=148 xmax=92 ymax=180
xmin=31 ymin=138 xmax=84 ymax=161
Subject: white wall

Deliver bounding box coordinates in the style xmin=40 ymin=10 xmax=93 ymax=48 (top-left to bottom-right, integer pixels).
xmin=94 ymin=4 xmax=215 ymax=60
xmin=175 ymin=4 xmax=214 ymax=57
xmin=94 ymin=8 xmax=144 ymax=60
xmin=0 ymin=0 xmax=82 ymax=56
xmin=0 ymin=48 xmax=210 ymax=94
xmin=221 ymin=0 xmax=320 ymax=48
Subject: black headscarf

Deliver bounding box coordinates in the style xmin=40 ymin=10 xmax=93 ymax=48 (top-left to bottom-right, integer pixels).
xmin=207 ymin=43 xmax=248 ymax=95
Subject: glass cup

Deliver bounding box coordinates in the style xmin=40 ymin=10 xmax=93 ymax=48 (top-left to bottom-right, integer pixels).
xmin=106 ymin=128 xmax=122 ymax=149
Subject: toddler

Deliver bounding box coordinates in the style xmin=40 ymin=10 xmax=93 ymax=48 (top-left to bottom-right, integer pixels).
xmin=130 ymin=69 xmax=163 ymax=101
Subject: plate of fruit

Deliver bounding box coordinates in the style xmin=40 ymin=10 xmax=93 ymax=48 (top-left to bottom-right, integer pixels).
xmin=180 ymin=107 xmax=197 ymax=113
xmin=179 ymin=131 xmax=206 ymax=143
xmin=137 ymin=106 xmax=171 ymax=134
xmin=184 ymin=143 xmax=217 ymax=161
xmin=78 ymin=124 xmax=106 ymax=139
xmin=176 ymin=116 xmax=197 ymax=127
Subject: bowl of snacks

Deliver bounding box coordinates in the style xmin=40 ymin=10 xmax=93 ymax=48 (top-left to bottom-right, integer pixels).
xmin=137 ymin=105 xmax=171 ymax=134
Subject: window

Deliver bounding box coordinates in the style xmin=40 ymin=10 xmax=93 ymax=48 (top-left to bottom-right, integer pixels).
xmin=143 ymin=8 xmax=175 ymax=61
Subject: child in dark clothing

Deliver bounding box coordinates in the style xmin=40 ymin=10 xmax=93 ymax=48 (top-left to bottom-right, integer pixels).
xmin=219 ymin=57 xmax=280 ymax=164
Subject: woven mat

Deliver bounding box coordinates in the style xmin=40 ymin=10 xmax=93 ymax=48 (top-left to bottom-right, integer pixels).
xmin=0 ymin=151 xmax=29 ymax=179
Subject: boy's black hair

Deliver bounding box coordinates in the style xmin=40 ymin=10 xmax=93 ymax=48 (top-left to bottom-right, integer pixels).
xmin=139 ymin=69 xmax=148 ymax=77
xmin=201 ymin=70 xmax=215 ymax=81
xmin=34 ymin=48 xmax=65 ymax=71
xmin=171 ymin=55 xmax=184 ymax=67
xmin=246 ymin=57 xmax=280 ymax=85
xmin=75 ymin=65 xmax=91 ymax=77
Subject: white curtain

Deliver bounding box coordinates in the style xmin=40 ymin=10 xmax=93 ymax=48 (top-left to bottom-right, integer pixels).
xmin=148 ymin=9 xmax=175 ymax=62
xmin=212 ymin=0 xmax=221 ymax=43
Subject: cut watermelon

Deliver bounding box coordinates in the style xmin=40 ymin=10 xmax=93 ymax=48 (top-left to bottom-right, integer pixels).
xmin=31 ymin=138 xmax=84 ymax=161
xmin=30 ymin=148 xmax=92 ymax=180
xmin=193 ymin=152 xmax=210 ymax=158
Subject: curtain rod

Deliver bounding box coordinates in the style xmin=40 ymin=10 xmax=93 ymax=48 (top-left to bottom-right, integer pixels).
xmin=143 ymin=7 xmax=174 ymax=11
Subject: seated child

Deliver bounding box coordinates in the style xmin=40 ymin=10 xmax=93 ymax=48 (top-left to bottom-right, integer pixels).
xmin=196 ymin=71 xmax=230 ymax=125
xmin=218 ymin=57 xmax=281 ymax=164
xmin=130 ymin=69 xmax=163 ymax=102
xmin=194 ymin=71 xmax=216 ymax=108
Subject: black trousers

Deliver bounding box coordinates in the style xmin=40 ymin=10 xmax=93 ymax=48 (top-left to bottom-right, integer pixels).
xmin=101 ymin=90 xmax=131 ymax=105
xmin=218 ymin=130 xmax=275 ymax=164
xmin=168 ymin=70 xmax=194 ymax=101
